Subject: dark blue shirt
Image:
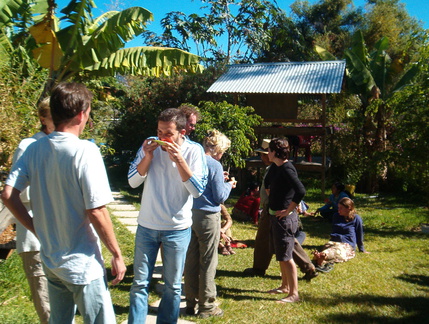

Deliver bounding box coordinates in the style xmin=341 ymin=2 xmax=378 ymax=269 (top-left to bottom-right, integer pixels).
xmin=330 ymin=213 xmax=366 ymax=252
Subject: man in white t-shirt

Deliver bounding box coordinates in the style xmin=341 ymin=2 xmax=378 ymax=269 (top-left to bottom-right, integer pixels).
xmin=2 ymin=82 xmax=126 ymax=324
xmin=127 ymin=108 xmax=208 ymax=324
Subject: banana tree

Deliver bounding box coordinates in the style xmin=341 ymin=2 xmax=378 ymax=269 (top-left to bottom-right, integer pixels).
xmin=344 ymin=31 xmax=418 ymax=156
xmin=0 ymin=0 xmax=203 ymax=92
xmin=317 ymin=30 xmax=419 ymax=191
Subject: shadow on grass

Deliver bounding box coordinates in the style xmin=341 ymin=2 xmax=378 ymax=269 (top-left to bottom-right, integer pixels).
xmin=108 ymin=264 xmax=163 ymax=316
xmin=217 ymin=286 xmax=274 ymax=301
xmin=396 ymin=274 xmax=429 ymax=288
xmin=314 ymin=294 xmax=429 ymax=323
xmin=106 ymin=265 xmax=134 ymax=290
xmin=300 ymin=217 xmax=429 ymax=241
xmin=363 ymin=228 xmax=429 ymax=239
xmin=113 ymin=304 xmax=129 ymax=317
xmin=216 ymin=269 xmax=279 ymax=280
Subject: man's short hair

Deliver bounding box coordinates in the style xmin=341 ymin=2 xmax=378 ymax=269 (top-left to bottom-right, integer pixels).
xmin=178 ymin=104 xmax=200 ymax=121
xmin=50 ymin=82 xmax=93 ymax=127
xmin=158 ymin=108 xmax=187 ymax=132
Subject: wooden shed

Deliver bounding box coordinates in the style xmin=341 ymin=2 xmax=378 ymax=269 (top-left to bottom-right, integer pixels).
xmin=207 ymin=60 xmax=346 ymax=196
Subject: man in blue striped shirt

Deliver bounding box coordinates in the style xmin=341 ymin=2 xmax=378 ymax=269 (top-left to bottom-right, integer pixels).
xmin=127 ymin=108 xmax=208 ymax=324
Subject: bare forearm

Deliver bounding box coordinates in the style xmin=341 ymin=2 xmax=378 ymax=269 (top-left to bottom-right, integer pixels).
xmin=136 ymin=155 xmax=153 ymax=178
xmin=1 ymin=185 xmax=35 ymax=234
xmin=176 ymin=159 xmax=193 ymax=182
xmin=220 ymin=204 xmax=232 ymax=231
xmin=87 ymin=206 xmax=126 ymax=284
xmin=87 ymin=207 xmax=122 ymax=258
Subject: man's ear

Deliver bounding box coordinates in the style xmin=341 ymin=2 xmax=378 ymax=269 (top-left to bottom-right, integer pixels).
xmin=76 ymin=110 xmax=85 ymax=124
xmin=179 ymin=129 xmax=187 ymax=136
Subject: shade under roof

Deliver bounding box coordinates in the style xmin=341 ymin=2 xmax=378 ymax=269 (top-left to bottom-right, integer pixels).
xmin=207 ymin=60 xmax=346 ymax=94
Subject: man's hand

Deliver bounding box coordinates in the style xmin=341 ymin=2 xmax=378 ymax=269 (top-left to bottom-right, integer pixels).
xmin=162 ymin=140 xmax=194 ymax=182
xmin=87 ymin=206 xmax=126 ymax=285
xmin=143 ymin=139 xmax=158 ymax=157
xmin=164 ymin=141 xmax=184 ymax=164
xmin=110 ymin=255 xmax=126 ymax=285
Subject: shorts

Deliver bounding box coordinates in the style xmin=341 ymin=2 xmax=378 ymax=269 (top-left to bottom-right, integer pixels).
xmin=269 ymin=210 xmax=298 ymax=262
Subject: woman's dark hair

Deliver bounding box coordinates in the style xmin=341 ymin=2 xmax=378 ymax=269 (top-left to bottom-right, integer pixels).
xmin=333 ymin=182 xmax=345 ymax=192
xmin=268 ymin=137 xmax=290 ymax=160
xmin=245 ymin=181 xmax=259 ymax=195
xmin=50 ymin=82 xmax=93 ymax=127
xmin=158 ymin=108 xmax=187 ymax=131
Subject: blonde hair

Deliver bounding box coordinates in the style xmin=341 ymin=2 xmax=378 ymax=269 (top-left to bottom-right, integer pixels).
xmin=38 ymin=97 xmax=51 ymax=131
xmin=203 ymin=129 xmax=231 ymax=157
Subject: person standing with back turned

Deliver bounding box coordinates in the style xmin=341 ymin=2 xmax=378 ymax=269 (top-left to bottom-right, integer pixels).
xmin=2 ymin=82 xmax=126 ymax=323
xmin=10 ymin=98 xmax=54 ymax=323
xmin=184 ymin=130 xmax=236 ymax=318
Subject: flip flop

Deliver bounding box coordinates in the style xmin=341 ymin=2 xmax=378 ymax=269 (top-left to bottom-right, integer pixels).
xmin=315 ymin=263 xmax=334 ymax=273
xmin=277 ymin=296 xmax=300 ymax=303
xmin=266 ymin=288 xmax=288 ymax=294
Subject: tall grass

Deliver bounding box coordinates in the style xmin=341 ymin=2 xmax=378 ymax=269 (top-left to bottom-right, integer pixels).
xmin=1 ymin=181 xmax=428 ymax=323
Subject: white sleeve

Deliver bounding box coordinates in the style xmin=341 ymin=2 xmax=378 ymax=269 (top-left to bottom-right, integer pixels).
xmin=127 ymin=146 xmax=147 ymax=188
xmin=183 ymin=143 xmax=208 ymax=198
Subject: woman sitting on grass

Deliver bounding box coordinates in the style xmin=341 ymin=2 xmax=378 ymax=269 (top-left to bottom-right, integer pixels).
xmin=218 ymin=204 xmax=235 ymax=255
xmin=311 ymin=182 xmax=349 ymax=221
xmin=313 ymin=197 xmax=369 ymax=266
xmin=231 ymin=182 xmax=261 ymax=224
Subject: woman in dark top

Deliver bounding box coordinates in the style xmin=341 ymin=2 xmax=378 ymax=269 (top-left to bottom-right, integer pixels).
xmin=264 ymin=138 xmax=306 ymax=303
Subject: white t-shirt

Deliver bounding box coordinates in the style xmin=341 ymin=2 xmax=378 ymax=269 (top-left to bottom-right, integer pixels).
xmin=6 ymin=131 xmax=113 ymax=285
xmin=128 ymin=138 xmax=208 ymax=231
xmin=12 ymin=132 xmax=46 ymax=253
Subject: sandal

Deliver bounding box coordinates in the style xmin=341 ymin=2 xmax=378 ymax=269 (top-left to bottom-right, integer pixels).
xmin=315 ymin=263 xmax=334 ymax=273
xmin=266 ymin=287 xmax=288 ymax=295
xmin=226 ymin=245 xmax=236 ymax=255
xmin=219 ymin=246 xmax=230 ymax=255
xmin=277 ymin=296 xmax=300 ymax=303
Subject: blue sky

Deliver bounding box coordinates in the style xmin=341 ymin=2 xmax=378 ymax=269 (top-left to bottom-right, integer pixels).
xmin=56 ymin=0 xmax=428 ymax=49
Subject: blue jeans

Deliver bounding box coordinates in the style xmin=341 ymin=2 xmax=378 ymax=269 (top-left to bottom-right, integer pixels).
xmin=44 ymin=267 xmax=115 ymax=324
xmin=129 ymin=225 xmax=191 ymax=324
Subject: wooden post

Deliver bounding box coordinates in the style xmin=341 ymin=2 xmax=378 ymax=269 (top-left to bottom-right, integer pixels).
xmin=321 ymin=94 xmax=327 ymax=200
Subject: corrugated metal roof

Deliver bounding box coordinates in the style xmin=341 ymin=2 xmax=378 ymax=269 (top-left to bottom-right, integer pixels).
xmin=207 ymin=60 xmax=346 ymax=94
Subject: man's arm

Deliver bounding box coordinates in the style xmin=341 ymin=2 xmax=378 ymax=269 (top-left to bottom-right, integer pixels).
xmin=165 ymin=141 xmax=207 ymax=197
xmin=165 ymin=141 xmax=193 ymax=181
xmin=128 ymin=139 xmax=157 ymax=188
xmin=87 ymin=206 xmax=126 ymax=285
xmin=1 ymin=185 xmax=35 ymax=234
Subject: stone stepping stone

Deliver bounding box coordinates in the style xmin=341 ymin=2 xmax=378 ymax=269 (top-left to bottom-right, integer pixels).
xmin=115 ymin=217 xmax=138 ymax=226
xmin=108 ymin=204 xmax=136 ymax=211
xmin=111 ymin=210 xmax=139 ymax=218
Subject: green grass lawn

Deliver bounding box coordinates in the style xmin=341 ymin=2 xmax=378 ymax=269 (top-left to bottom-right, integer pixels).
xmin=1 ymin=183 xmax=428 ymax=323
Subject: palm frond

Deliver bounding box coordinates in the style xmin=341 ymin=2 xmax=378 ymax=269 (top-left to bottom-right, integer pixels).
xmin=84 ymin=46 xmax=203 ymax=77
